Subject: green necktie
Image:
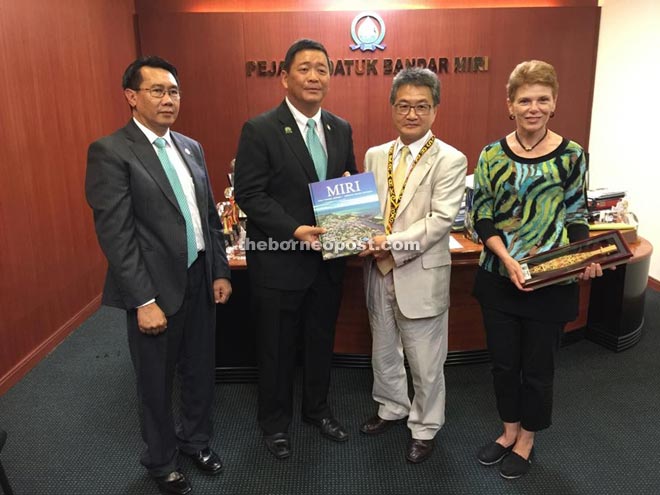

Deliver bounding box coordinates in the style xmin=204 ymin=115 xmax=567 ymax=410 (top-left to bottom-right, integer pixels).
xmin=306 ymin=118 xmax=327 ymax=181
xmin=154 ymin=137 xmax=198 ymax=267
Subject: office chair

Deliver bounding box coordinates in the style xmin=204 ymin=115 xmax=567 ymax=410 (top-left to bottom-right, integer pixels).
xmin=0 ymin=429 xmax=14 ymax=495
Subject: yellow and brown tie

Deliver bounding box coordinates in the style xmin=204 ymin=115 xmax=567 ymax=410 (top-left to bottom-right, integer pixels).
xmin=376 ymin=146 xmax=410 ymax=275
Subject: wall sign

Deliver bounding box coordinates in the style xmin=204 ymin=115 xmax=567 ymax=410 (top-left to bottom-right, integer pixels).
xmin=246 ymin=57 xmax=489 ymax=77
xmin=245 ymin=12 xmax=488 ymax=77
xmin=350 ymin=12 xmax=386 ymax=52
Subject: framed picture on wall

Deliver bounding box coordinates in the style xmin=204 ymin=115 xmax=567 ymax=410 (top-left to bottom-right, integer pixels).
xmin=519 ymin=231 xmax=633 ymax=289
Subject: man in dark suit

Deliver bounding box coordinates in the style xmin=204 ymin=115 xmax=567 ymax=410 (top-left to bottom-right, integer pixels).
xmin=234 ymin=39 xmax=357 ymax=459
xmin=86 ymin=56 xmax=231 ymax=495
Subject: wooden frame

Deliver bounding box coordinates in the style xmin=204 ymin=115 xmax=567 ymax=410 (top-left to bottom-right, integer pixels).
xmin=520 ymin=231 xmax=632 ymax=289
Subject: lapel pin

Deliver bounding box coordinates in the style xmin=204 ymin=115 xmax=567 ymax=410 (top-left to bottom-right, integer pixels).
xmin=284 ymin=126 xmax=293 ymax=134
xmin=184 ymin=148 xmax=191 ymax=155
xmin=326 ymin=124 xmax=331 ymax=131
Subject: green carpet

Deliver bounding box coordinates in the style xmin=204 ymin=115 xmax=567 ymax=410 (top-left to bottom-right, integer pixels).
xmin=1 ymin=291 xmax=659 ymax=494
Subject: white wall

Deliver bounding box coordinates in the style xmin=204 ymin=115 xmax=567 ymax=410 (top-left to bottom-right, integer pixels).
xmin=589 ymin=0 xmax=660 ymax=280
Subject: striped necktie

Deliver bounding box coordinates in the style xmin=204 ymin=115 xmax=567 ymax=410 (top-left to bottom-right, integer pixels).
xmin=154 ymin=137 xmax=198 ymax=267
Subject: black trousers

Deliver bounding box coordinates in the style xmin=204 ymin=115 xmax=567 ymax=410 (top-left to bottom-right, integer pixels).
xmin=480 ymin=306 xmax=564 ymax=432
xmin=127 ymin=253 xmax=216 ymax=477
xmin=252 ymin=263 xmax=343 ymax=435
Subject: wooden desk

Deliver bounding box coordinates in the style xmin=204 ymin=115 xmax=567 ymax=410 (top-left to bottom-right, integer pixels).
xmin=331 ymin=234 xmax=591 ymax=367
xmin=215 ymin=235 xmax=652 ymax=382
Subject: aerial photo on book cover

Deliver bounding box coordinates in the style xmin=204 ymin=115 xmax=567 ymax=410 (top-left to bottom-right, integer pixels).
xmin=308 ymin=172 xmax=384 ymax=260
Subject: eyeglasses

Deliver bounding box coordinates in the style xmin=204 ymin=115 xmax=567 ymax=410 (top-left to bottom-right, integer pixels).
xmin=393 ymin=103 xmax=433 ymax=116
xmin=137 ymin=87 xmax=181 ymax=99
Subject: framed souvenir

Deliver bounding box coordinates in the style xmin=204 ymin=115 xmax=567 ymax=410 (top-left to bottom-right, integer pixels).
xmin=519 ymin=231 xmax=632 ymax=289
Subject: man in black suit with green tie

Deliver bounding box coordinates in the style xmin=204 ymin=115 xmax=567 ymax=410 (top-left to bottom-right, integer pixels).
xmin=234 ymin=39 xmax=357 ymax=459
xmin=86 ymin=56 xmax=231 ymax=495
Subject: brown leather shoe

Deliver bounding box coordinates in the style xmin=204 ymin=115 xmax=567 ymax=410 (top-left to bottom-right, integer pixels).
xmin=406 ymin=438 xmax=434 ymax=464
xmin=359 ymin=415 xmax=407 ymax=435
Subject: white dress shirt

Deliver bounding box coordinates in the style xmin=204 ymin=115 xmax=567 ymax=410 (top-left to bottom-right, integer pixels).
xmin=285 ymin=97 xmax=328 ymax=155
xmin=133 ymin=118 xmax=205 ymax=252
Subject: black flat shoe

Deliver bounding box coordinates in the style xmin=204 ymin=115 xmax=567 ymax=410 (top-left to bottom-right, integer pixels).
xmin=154 ymin=470 xmax=192 ymax=495
xmin=477 ymin=441 xmax=514 ymax=465
xmin=500 ymin=449 xmax=533 ymax=479
xmin=303 ymin=416 xmax=349 ymax=442
xmin=264 ymin=432 xmax=291 ymax=459
xmin=181 ymin=447 xmax=223 ymax=474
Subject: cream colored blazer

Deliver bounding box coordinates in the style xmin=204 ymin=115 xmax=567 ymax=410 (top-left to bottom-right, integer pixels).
xmin=363 ymin=138 xmax=467 ymax=319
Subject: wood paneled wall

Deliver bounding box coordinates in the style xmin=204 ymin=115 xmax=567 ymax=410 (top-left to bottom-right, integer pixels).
xmin=136 ymin=7 xmax=600 ymax=191
xmin=0 ymin=0 xmax=137 ymax=394
xmin=0 ymin=0 xmax=600 ymax=394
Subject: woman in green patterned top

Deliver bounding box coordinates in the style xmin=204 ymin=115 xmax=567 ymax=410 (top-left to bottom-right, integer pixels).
xmin=471 ymin=60 xmax=604 ymax=479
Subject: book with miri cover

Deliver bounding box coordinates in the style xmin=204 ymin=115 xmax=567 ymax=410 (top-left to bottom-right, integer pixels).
xmin=308 ymin=172 xmax=384 ymax=260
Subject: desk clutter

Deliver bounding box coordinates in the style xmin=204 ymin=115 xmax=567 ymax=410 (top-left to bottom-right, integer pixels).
xmin=217 ymin=168 xmax=246 ymax=261
xmin=587 ymin=189 xmax=638 ymax=243
xmin=461 ymin=175 xmax=480 ymax=244
xmin=459 ymin=180 xmax=639 ymax=246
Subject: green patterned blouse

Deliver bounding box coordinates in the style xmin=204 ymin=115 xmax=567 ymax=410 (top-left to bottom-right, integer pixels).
xmin=472 ymin=137 xmax=589 ymax=278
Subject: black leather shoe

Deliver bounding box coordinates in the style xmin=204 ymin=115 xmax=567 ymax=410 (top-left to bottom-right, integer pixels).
xmin=303 ymin=416 xmax=349 ymax=442
xmin=264 ymin=432 xmax=291 ymax=459
xmin=154 ymin=471 xmax=192 ymax=495
xmin=500 ymin=449 xmax=533 ymax=479
xmin=477 ymin=441 xmax=514 ymax=466
xmin=406 ymin=438 xmax=434 ymax=464
xmin=359 ymin=415 xmax=407 ymax=435
xmin=182 ymin=447 xmax=223 ymax=474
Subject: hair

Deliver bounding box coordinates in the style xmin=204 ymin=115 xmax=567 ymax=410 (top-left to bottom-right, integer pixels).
xmin=282 ymin=39 xmax=330 ymax=72
xmin=389 ymin=67 xmax=441 ymax=106
xmin=121 ymin=56 xmax=179 ymax=90
xmin=506 ymin=60 xmax=558 ymax=101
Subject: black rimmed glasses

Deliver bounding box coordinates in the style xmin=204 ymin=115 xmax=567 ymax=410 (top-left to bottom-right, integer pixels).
xmin=393 ymin=103 xmax=432 ymax=116
xmin=137 ymin=87 xmax=181 ymax=99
